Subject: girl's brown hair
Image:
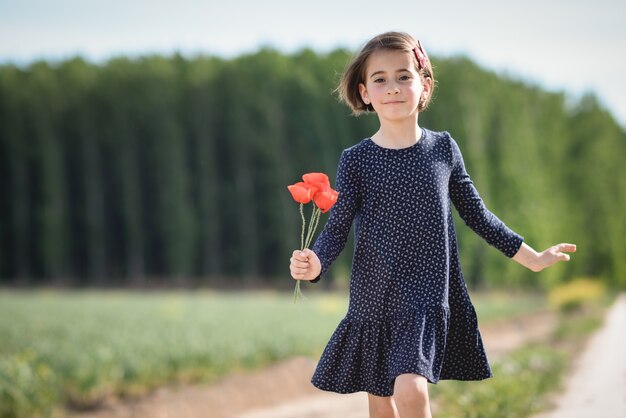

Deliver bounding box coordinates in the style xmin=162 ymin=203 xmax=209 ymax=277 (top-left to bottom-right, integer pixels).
xmin=336 ymin=31 xmax=435 ymax=116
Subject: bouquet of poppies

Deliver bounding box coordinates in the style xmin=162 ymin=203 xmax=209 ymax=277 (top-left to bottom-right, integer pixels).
xmin=287 ymin=173 xmax=339 ymax=303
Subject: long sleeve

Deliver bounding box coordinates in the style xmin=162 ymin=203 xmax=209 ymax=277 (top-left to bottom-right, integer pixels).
xmin=448 ymin=135 xmax=523 ymax=258
xmin=310 ymin=148 xmax=361 ymax=282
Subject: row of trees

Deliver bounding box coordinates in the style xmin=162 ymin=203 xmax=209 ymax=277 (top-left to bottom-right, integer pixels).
xmin=0 ymin=49 xmax=624 ymax=288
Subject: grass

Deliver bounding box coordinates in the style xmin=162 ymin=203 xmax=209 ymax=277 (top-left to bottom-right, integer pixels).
xmin=1 ymin=289 xmax=352 ymax=417
xmin=467 ymin=290 xmax=547 ymax=322
xmin=0 ymin=288 xmax=554 ymax=418
xmin=0 ymin=290 xmax=347 ymax=413
xmin=431 ymin=345 xmax=568 ymax=418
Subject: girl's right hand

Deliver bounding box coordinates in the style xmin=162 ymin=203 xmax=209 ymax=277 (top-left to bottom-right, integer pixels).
xmin=290 ymin=249 xmax=321 ymax=281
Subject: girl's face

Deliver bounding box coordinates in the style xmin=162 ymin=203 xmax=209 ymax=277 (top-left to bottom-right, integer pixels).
xmin=358 ymin=49 xmax=431 ymax=121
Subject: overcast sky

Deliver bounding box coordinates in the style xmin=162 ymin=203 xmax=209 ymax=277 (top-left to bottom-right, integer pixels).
xmin=1 ymin=0 xmax=625 ymax=127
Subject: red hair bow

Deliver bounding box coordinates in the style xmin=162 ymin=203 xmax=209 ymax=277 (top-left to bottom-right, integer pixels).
xmin=412 ymin=40 xmax=429 ymax=70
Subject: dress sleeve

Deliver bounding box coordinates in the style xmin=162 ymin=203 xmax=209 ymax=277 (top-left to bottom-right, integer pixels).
xmin=310 ymin=149 xmax=361 ymax=283
xmin=448 ymin=135 xmax=524 ymax=258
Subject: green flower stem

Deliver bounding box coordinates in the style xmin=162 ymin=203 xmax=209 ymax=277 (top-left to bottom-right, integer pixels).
xmin=299 ymin=203 xmax=305 ymax=250
xmin=294 ymin=204 xmax=322 ymax=304
xmin=308 ymin=208 xmax=321 ymax=248
xmin=293 ymin=281 xmax=304 ymax=303
xmin=305 ymin=204 xmax=316 ymax=249
xmin=305 ymin=207 xmax=321 ymax=249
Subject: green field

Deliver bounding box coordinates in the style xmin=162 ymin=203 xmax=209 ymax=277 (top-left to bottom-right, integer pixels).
xmin=0 ymin=289 xmax=549 ymax=418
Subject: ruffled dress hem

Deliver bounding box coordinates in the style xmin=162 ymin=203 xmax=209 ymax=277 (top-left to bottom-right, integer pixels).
xmin=311 ymin=305 xmax=469 ymax=396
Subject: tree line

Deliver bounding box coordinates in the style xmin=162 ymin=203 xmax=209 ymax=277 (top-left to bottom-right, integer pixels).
xmin=0 ymin=48 xmax=624 ymax=289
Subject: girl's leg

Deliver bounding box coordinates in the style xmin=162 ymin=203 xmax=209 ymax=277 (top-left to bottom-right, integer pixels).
xmin=393 ymin=374 xmax=432 ymax=418
xmin=368 ymin=393 xmax=399 ymax=418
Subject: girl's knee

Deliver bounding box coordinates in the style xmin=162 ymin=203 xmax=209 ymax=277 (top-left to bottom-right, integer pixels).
xmin=393 ymin=373 xmax=429 ymax=405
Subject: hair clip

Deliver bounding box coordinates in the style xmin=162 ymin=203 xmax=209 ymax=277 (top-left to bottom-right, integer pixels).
xmin=412 ymin=40 xmax=429 ymax=69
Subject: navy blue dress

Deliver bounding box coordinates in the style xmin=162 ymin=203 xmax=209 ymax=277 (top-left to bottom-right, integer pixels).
xmin=310 ymin=128 xmax=523 ymax=396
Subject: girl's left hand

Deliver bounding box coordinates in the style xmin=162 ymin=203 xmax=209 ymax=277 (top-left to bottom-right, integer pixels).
xmin=513 ymin=242 xmax=577 ymax=272
xmin=535 ymin=243 xmax=577 ymax=272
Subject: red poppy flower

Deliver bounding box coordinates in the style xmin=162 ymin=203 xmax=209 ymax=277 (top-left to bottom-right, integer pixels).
xmin=313 ymin=187 xmax=339 ymax=213
xmin=287 ymin=182 xmax=318 ymax=204
xmin=302 ymin=172 xmax=330 ymax=191
xmin=287 ymin=171 xmax=338 ymax=303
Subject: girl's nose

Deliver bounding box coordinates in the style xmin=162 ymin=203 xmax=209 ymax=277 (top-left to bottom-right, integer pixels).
xmin=386 ymin=84 xmax=400 ymax=94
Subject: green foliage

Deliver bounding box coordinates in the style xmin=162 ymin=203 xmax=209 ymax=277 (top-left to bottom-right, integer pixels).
xmin=431 ymin=296 xmax=608 ymax=418
xmin=548 ymin=277 xmax=606 ymax=312
xmin=469 ymin=291 xmax=546 ymax=322
xmin=0 ymin=290 xmax=347 ymax=415
xmin=0 ymin=50 xmax=624 ymax=287
xmin=551 ymin=297 xmax=607 ymax=341
xmin=431 ymin=346 xmax=567 ymax=418
xmin=0 ymin=350 xmax=59 ymax=418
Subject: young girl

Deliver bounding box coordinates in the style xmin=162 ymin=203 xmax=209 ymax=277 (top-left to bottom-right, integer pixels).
xmin=289 ymin=31 xmax=576 ymax=418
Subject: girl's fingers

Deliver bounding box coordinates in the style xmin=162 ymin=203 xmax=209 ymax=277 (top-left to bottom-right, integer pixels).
xmin=555 ymin=243 xmax=575 ymax=262
xmin=556 ymin=243 xmax=577 ymax=253
xmin=292 ymin=250 xmax=304 ymax=260
xmin=547 ymin=244 xmax=575 ymax=264
xmin=292 ymin=250 xmax=309 ymax=261
xmin=290 ymin=268 xmax=305 ymax=279
xmin=557 ymin=252 xmax=571 ymax=261
xmin=290 ymin=259 xmax=310 ymax=273
xmin=290 ymin=265 xmax=307 ymax=274
xmin=290 ymin=249 xmax=314 ymax=279
xmin=290 ymin=257 xmax=309 ymax=269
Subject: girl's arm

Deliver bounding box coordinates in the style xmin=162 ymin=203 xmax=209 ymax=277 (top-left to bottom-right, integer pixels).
xmin=308 ymin=148 xmax=361 ymax=282
xmin=512 ymin=242 xmax=577 ymax=272
xmin=448 ymin=136 xmax=577 ymax=269
xmin=448 ymin=135 xmax=524 ymax=258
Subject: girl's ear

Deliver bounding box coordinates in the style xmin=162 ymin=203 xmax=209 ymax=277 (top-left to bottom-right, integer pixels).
xmin=422 ymin=76 xmax=433 ymax=99
xmin=359 ymin=83 xmax=370 ymax=105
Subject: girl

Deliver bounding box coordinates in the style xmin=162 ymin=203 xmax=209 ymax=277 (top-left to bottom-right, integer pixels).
xmin=289 ymin=31 xmax=576 ymax=418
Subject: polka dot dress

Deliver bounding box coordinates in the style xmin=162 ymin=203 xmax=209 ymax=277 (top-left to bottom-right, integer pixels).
xmin=310 ymin=128 xmax=524 ymax=397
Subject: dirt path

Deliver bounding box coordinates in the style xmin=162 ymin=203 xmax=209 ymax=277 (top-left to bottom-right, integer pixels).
xmin=67 ymin=309 xmax=557 ymax=418
xmin=66 ymin=357 xmax=320 ymax=418
xmin=531 ymin=294 xmax=626 ymax=418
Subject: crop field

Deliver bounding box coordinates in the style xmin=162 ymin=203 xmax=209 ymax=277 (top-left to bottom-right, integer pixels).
xmin=0 ymin=289 xmax=548 ymax=418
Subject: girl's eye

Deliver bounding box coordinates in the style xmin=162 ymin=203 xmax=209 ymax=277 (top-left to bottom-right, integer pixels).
xmin=373 ymin=78 xmax=385 ymax=83
xmin=399 ymin=75 xmax=411 ymax=81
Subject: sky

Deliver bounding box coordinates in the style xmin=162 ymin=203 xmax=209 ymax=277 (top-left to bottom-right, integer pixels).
xmin=1 ymin=0 xmax=625 ymax=127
